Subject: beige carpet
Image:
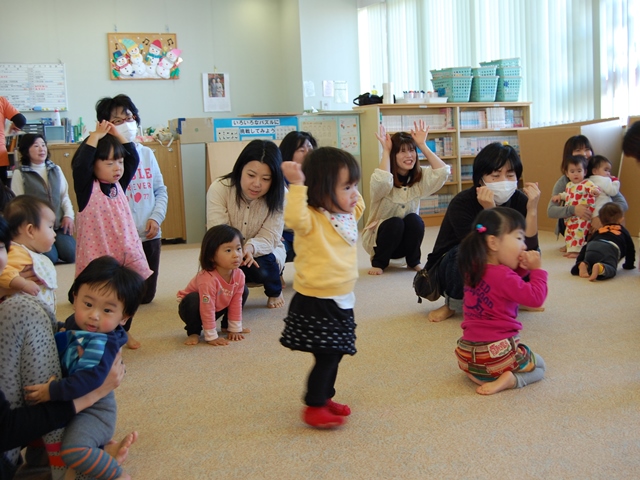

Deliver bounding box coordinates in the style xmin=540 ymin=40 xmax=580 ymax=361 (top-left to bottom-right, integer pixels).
xmin=46 ymin=228 xmax=640 ymax=479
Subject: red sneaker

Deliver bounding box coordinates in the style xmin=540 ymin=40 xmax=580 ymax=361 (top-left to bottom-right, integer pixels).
xmin=325 ymin=399 xmax=351 ymax=416
xmin=303 ymin=406 xmax=345 ymax=429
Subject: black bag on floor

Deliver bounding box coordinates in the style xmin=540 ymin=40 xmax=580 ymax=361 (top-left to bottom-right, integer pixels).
xmin=413 ymin=254 xmax=444 ymax=303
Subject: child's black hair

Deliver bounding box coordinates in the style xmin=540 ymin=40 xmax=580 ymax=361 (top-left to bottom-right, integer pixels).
xmin=0 ymin=215 xmax=11 ymax=252
xmin=3 ymin=195 xmax=54 ymax=238
xmin=623 ymin=121 xmax=640 ymax=161
xmin=0 ymin=184 xmax=15 ymax=213
xmin=598 ymin=202 xmax=623 ymax=226
xmin=95 ymin=135 xmax=127 ymax=163
xmin=458 ymin=207 xmax=527 ymax=288
xmin=303 ymin=147 xmax=361 ymax=211
xmin=200 ymin=224 xmax=243 ymax=272
xmin=564 ymin=154 xmax=588 ymax=173
xmin=587 ymin=154 xmax=611 ymax=177
xmin=69 ymin=256 xmax=145 ymax=317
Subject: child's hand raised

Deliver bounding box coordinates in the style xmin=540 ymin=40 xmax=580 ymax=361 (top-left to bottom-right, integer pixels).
xmin=87 ymin=120 xmax=116 ymax=147
xmin=518 ymin=250 xmax=542 ymax=271
xmin=281 ymin=161 xmax=305 ymax=185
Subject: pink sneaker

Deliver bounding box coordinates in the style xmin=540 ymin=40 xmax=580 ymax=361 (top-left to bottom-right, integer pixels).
xmin=325 ymin=399 xmax=351 ymax=416
xmin=303 ymin=406 xmax=345 ymax=429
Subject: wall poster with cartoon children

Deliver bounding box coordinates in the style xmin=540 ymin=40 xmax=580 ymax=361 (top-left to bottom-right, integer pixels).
xmin=107 ymin=33 xmax=183 ymax=80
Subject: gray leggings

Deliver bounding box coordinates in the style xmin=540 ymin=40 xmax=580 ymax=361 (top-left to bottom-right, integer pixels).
xmin=514 ymin=353 xmax=546 ymax=388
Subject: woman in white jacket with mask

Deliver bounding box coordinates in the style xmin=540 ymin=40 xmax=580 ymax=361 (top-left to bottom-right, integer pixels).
xmin=423 ymin=142 xmax=540 ymax=322
xmin=96 ymin=95 xmax=168 ymax=305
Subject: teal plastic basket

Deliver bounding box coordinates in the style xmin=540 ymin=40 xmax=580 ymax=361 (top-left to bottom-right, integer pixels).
xmin=480 ymin=57 xmax=521 ymax=67
xmin=430 ymin=67 xmax=472 ymax=79
xmin=470 ymin=76 xmax=498 ymax=102
xmin=496 ymin=76 xmax=522 ymax=102
xmin=496 ymin=66 xmax=521 ymax=77
xmin=471 ymin=66 xmax=497 ymax=77
xmin=431 ymin=76 xmax=472 ymax=102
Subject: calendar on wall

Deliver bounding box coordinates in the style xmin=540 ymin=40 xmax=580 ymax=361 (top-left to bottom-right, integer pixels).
xmin=0 ymin=63 xmax=68 ymax=111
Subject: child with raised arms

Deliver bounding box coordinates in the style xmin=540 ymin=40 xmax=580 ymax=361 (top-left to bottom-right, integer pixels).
xmin=177 ymin=224 xmax=250 ymax=346
xmin=280 ymin=147 xmax=365 ymax=429
xmin=24 ymin=256 xmax=143 ymax=480
xmin=0 ymin=195 xmax=57 ymax=312
xmin=71 ymin=120 xmax=152 ymax=348
xmin=455 ymin=207 xmax=548 ymax=395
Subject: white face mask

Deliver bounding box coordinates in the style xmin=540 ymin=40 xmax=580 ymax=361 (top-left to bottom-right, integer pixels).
xmin=484 ymin=180 xmax=518 ymax=205
xmin=114 ymin=121 xmax=138 ymax=143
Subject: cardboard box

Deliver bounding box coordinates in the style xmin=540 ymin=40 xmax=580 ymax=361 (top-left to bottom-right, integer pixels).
xmin=169 ymin=117 xmax=214 ymax=144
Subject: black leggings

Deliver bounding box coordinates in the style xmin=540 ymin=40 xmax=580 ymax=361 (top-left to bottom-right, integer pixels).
xmin=304 ymin=352 xmax=344 ymax=407
xmin=371 ymin=213 xmax=425 ymax=270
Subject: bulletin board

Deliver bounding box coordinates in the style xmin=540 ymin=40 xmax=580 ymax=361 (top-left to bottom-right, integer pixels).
xmin=0 ymin=63 xmax=68 ymax=111
xmin=213 ymin=117 xmax=299 ymax=142
xmin=107 ymin=32 xmax=181 ymax=80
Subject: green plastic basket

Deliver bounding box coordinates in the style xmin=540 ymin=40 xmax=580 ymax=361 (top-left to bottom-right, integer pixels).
xmin=471 ymin=66 xmax=497 ymax=77
xmin=431 ymin=76 xmax=472 ymax=102
xmin=430 ymin=67 xmax=472 ymax=79
xmin=480 ymin=57 xmax=521 ymax=67
xmin=470 ymin=76 xmax=498 ymax=102
xmin=496 ymin=76 xmax=522 ymax=102
xmin=496 ymin=66 xmax=521 ymax=77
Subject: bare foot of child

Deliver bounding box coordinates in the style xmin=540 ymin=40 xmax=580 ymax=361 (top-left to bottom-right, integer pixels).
xmin=563 ymin=252 xmax=579 ymax=258
xmin=411 ymin=264 xmax=423 ymax=272
xmin=207 ymin=337 xmax=230 ymax=346
xmin=578 ymin=262 xmax=590 ymax=278
xmin=184 ymin=334 xmax=200 ymax=346
xmin=280 ymin=275 xmax=286 ymax=288
xmin=267 ymin=293 xmax=285 ymax=308
xmin=559 ymin=245 xmax=567 ymax=252
xmin=104 ymin=431 xmax=138 ymax=465
xmin=368 ymin=267 xmax=383 ymax=275
xmin=589 ymin=263 xmax=603 ymax=281
xmin=126 ymin=333 xmax=141 ymax=349
xmin=476 ymin=371 xmax=516 ymax=395
xmin=222 ymin=327 xmax=252 ymax=334
xmin=427 ymin=305 xmax=455 ymax=322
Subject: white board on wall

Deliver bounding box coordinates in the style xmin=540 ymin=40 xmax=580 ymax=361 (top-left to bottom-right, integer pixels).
xmin=0 ymin=63 xmax=68 ymax=112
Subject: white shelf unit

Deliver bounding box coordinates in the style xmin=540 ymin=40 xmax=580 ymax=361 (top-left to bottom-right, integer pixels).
xmin=356 ymin=102 xmax=531 ymax=226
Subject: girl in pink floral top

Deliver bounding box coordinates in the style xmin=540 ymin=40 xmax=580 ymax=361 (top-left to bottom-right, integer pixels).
xmin=455 ymin=207 xmax=548 ymax=395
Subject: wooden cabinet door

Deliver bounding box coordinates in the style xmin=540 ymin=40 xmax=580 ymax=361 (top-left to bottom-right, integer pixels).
xmin=47 ymin=143 xmax=79 ymax=213
xmin=144 ymin=141 xmax=186 ymax=241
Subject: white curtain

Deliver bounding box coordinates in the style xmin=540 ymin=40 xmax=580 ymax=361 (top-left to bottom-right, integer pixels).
xmin=358 ymin=0 xmax=640 ymax=127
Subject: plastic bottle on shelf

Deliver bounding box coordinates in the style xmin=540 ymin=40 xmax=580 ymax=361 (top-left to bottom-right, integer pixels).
xmin=371 ymin=85 xmax=378 ymax=95
xmin=53 ymin=109 xmax=61 ymax=126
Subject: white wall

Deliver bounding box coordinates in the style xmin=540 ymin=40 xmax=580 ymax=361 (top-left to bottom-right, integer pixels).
xmin=0 ymin=0 xmax=357 ymax=131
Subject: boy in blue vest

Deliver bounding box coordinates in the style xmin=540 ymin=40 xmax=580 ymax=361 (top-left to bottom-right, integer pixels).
xmin=25 ymin=256 xmax=144 ymax=480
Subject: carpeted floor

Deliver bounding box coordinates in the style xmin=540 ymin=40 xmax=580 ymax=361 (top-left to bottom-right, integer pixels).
xmin=26 ymin=228 xmax=640 ymax=479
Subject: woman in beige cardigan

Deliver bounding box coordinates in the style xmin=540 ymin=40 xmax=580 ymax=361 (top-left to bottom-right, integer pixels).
xmin=206 ymin=140 xmax=287 ymax=308
xmin=363 ymin=120 xmax=449 ymax=275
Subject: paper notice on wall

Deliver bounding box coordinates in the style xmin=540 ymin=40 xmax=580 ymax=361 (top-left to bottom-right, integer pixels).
xmin=203 ymin=73 xmax=230 ymax=112
xmin=304 ymin=81 xmax=316 ymax=98
xmin=334 ymin=81 xmax=348 ymax=104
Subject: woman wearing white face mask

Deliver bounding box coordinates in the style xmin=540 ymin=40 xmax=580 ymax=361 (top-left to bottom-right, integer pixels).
xmin=96 ymin=95 xmax=168 ymax=308
xmin=12 ymin=134 xmax=76 ymax=264
xmin=423 ymin=142 xmax=540 ymax=322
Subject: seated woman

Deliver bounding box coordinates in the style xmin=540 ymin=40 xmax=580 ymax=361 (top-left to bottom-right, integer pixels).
xmin=363 ymin=120 xmax=449 ymax=275
xmin=12 ymin=134 xmax=76 ymax=264
xmin=0 ymin=216 xmax=132 ymax=480
xmin=547 ymin=135 xmax=628 ymax=247
xmin=206 ymin=139 xmax=286 ymax=309
xmin=424 ymin=142 xmax=540 ymax=322
xmin=279 ymin=130 xmax=317 ymax=263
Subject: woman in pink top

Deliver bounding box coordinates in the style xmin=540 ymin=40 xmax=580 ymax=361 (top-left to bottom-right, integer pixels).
xmin=454 ymin=207 xmax=548 ymax=395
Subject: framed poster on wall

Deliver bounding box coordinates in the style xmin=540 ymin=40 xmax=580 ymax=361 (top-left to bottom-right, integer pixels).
xmin=107 ymin=33 xmax=182 ymax=80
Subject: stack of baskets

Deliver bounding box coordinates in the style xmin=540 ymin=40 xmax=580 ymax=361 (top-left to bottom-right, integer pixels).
xmin=479 ymin=58 xmax=522 ymax=102
xmin=470 ymin=66 xmax=498 ymax=102
xmin=430 ymin=67 xmax=472 ymax=102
